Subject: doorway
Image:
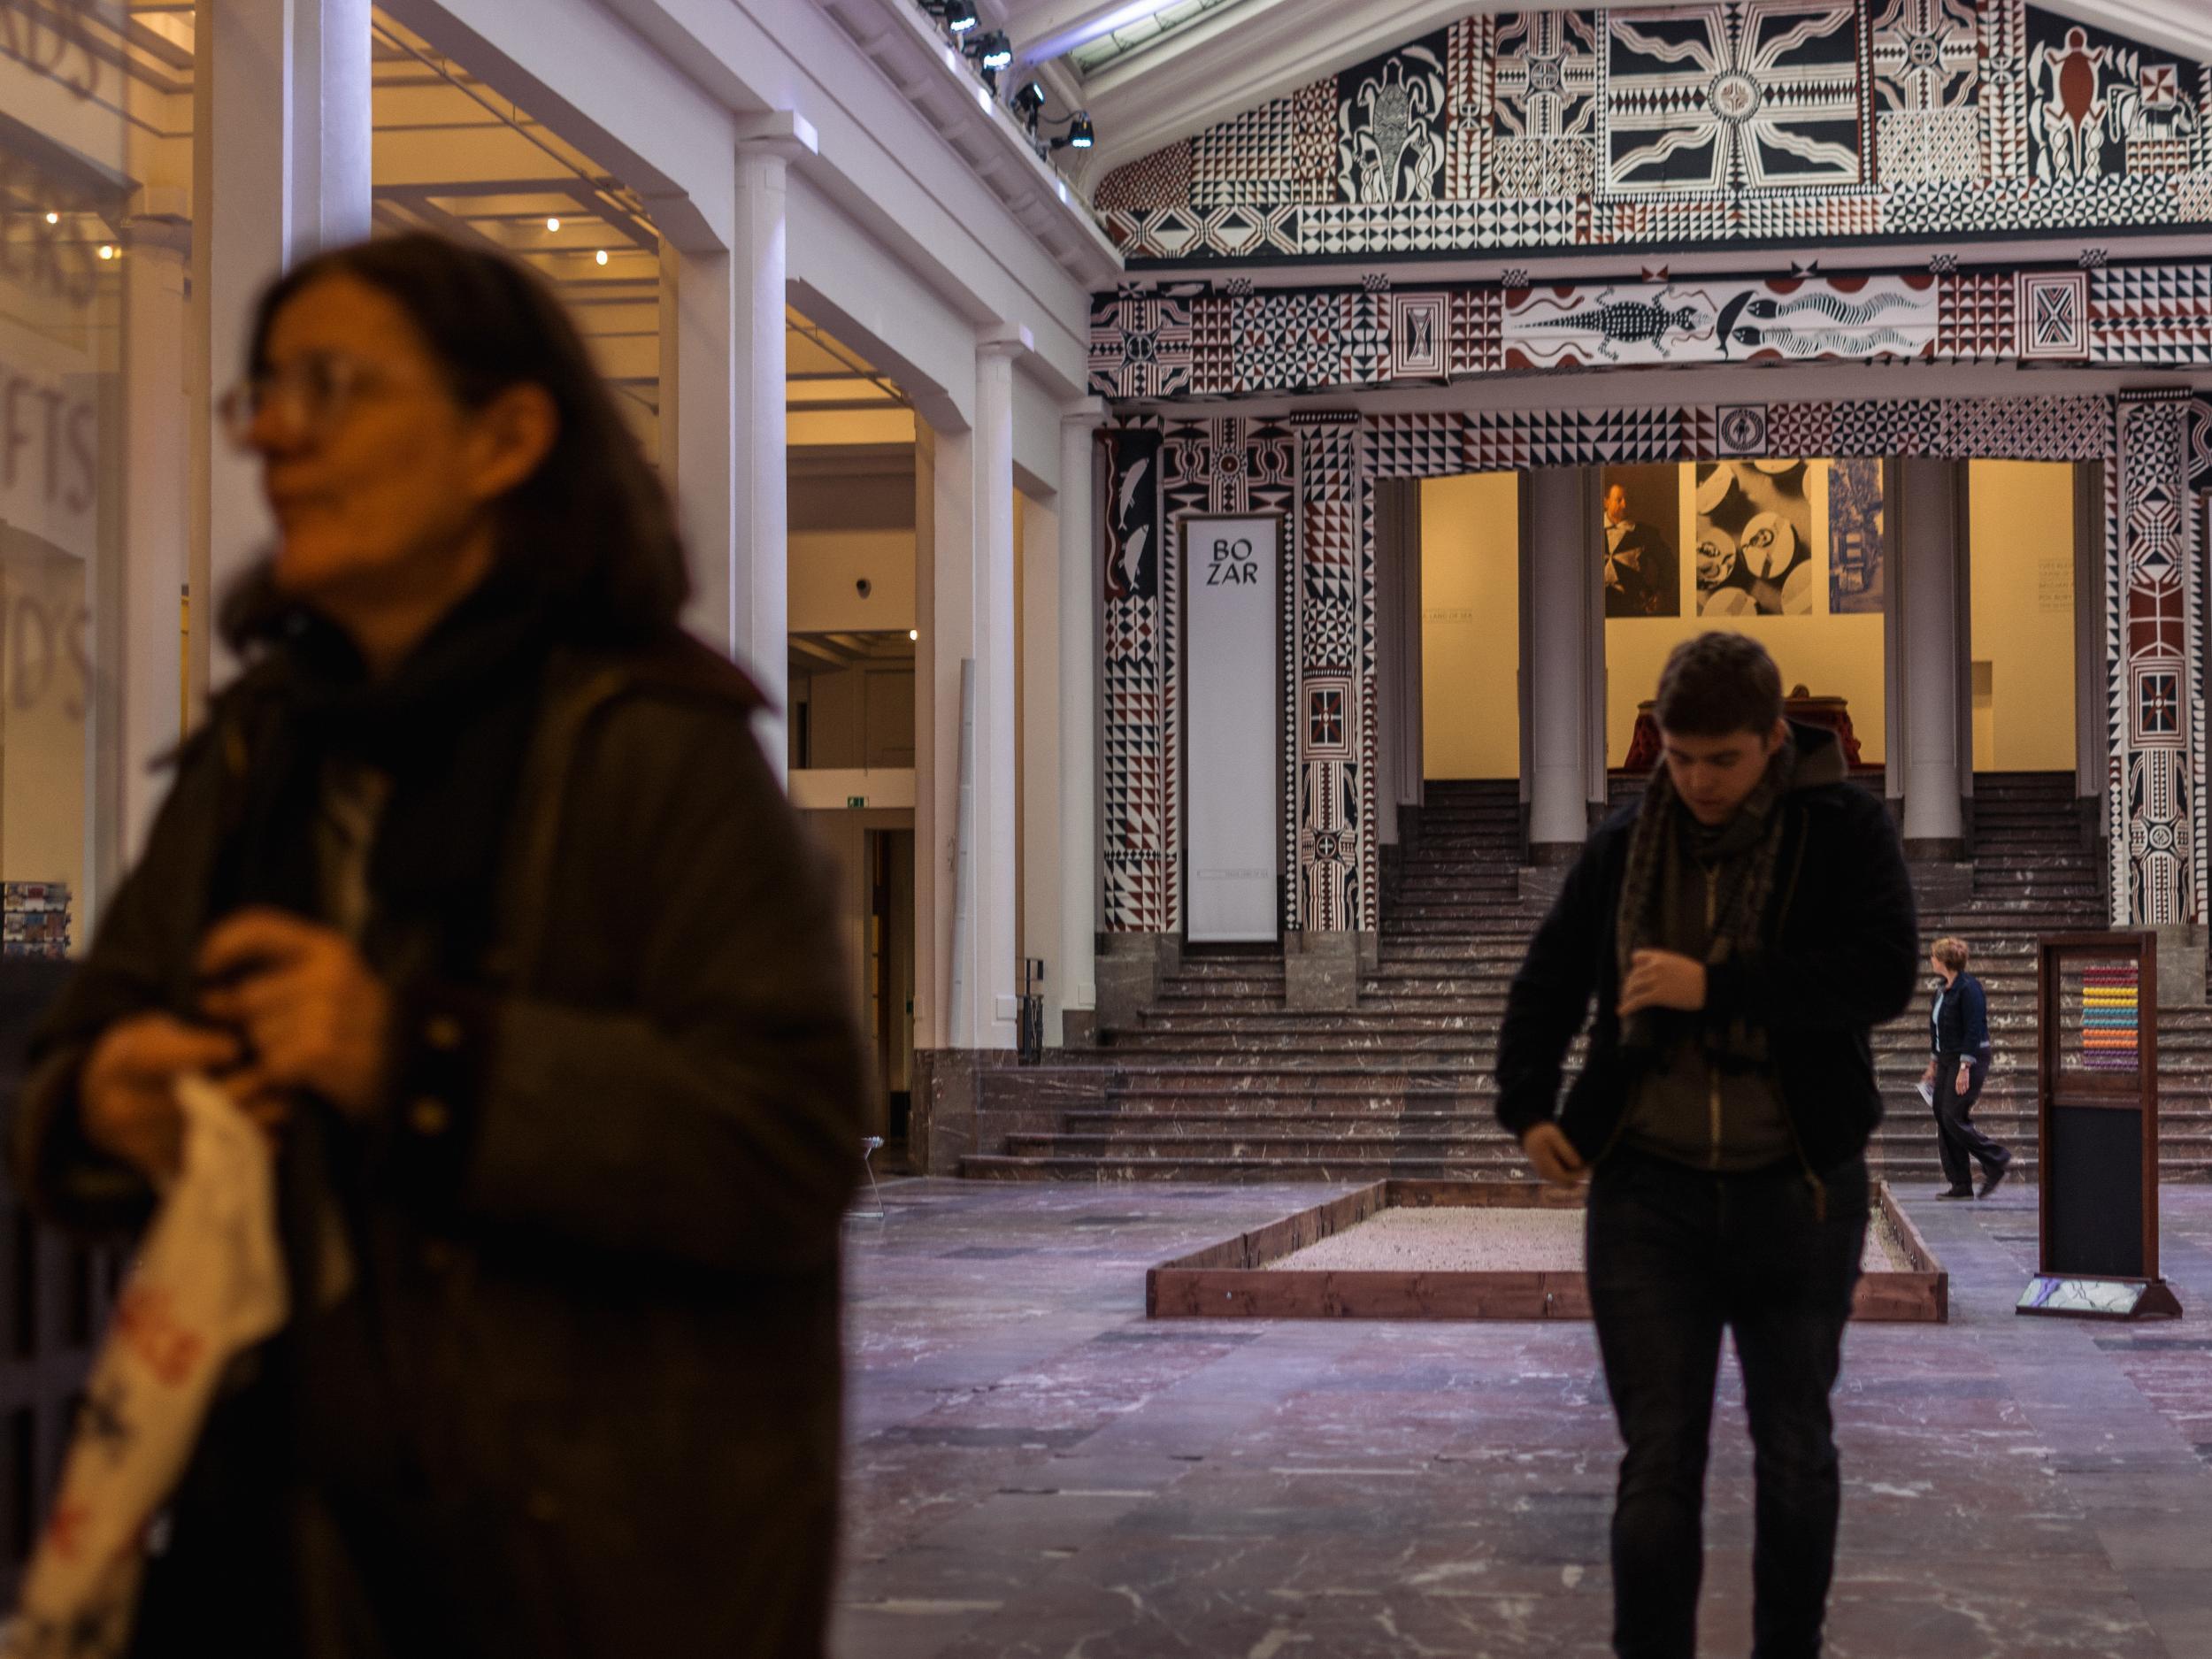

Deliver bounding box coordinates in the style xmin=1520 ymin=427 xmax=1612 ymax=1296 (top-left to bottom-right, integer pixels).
xmin=1602 ymin=457 xmax=1888 ymax=779
xmin=1967 ymin=461 xmax=2078 ymax=777
xmin=866 ymin=828 xmax=915 ymax=1146
xmin=1418 ymin=472 xmax=1522 ymax=781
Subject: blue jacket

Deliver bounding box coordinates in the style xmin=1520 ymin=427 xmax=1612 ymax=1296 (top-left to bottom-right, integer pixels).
xmin=1932 ymin=972 xmax=1991 ymax=1056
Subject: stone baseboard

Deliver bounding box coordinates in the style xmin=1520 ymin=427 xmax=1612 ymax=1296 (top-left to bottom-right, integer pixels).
xmin=1286 ymin=932 xmax=1359 ymax=1011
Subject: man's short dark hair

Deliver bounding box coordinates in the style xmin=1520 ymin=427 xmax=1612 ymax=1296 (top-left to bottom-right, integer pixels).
xmin=1655 ymin=632 xmax=1784 ymax=738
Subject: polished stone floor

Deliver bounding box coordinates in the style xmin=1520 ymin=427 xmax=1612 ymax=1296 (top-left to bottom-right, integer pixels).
xmin=834 ymin=1180 xmax=2212 ymax=1659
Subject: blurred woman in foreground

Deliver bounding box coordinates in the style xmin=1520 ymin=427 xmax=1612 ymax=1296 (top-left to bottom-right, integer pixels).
xmin=12 ymin=234 xmax=866 ymax=1658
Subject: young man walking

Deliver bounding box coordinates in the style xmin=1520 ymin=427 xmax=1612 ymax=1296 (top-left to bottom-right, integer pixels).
xmin=1496 ymin=633 xmax=1918 ymax=1659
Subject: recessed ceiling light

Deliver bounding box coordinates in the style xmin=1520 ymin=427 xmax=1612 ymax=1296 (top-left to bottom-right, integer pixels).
xmin=96 ymin=244 xmax=116 ymax=260
xmin=546 ymin=216 xmax=562 ymax=232
xmin=909 ymin=629 xmax=918 ymax=641
xmin=43 ymin=211 xmax=58 ymax=226
xmin=595 ymin=249 xmax=609 ymax=265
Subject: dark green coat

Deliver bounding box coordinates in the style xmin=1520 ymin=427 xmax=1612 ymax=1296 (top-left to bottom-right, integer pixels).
xmin=11 ymin=641 xmax=868 ymax=1658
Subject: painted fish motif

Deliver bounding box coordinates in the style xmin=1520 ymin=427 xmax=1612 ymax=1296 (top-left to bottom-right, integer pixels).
xmin=1729 ymin=326 xmax=1922 ymax=357
xmin=1743 ymin=291 xmax=1919 ymax=326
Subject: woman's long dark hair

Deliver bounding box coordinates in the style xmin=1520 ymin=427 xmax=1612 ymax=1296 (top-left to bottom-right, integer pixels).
xmin=222 ymin=232 xmax=689 ymax=649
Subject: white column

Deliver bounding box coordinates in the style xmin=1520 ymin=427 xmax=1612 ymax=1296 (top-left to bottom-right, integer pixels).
xmin=190 ymin=0 xmax=373 ymax=703
xmin=918 ymin=419 xmax=970 ymax=1053
xmin=666 ymin=234 xmax=736 ymax=643
xmin=1898 ymin=457 xmax=1966 ymax=855
xmin=728 ymin=112 xmax=817 ymax=783
xmin=119 ymin=214 xmax=192 ymax=864
xmin=1526 ymin=466 xmax=1601 ymax=856
xmin=1057 ymin=403 xmax=1103 ymax=1032
xmin=971 ymin=326 xmax=1029 ymax=1048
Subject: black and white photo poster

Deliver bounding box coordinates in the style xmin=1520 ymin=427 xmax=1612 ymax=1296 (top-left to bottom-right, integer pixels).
xmin=1694 ymin=459 xmax=1816 ymax=616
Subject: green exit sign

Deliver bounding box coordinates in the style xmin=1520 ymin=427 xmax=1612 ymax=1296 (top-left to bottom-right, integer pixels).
xmin=847 ymin=795 xmax=867 ymax=809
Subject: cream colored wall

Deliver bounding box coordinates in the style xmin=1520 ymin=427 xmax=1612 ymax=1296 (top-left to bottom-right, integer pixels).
xmin=1604 ymin=461 xmax=1886 ymax=766
xmin=1968 ymin=460 xmax=2076 ymax=773
xmin=789 ymin=529 xmax=918 ymax=633
xmin=0 ymin=548 xmax=90 ymax=903
xmin=1419 ymin=472 xmax=1521 ymax=780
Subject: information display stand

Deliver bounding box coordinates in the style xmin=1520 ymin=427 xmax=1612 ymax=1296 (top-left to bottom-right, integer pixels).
xmin=2020 ymin=933 xmax=2183 ymax=1320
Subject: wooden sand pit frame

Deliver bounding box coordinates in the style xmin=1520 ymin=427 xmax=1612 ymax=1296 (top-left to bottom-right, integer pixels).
xmin=1147 ymin=1180 xmax=1947 ymax=1323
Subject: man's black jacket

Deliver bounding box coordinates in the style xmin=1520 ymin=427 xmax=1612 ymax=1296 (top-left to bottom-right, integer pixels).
xmin=1495 ymin=732 xmax=1919 ymax=1174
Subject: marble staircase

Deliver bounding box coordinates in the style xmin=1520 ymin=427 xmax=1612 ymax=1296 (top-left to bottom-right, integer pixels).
xmin=964 ymin=771 xmax=2212 ymax=1183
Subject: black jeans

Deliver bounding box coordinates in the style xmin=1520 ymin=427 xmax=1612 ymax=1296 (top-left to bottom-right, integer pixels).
xmin=1932 ymin=1049 xmax=2007 ymax=1189
xmin=1585 ymin=1148 xmax=1869 ymax=1659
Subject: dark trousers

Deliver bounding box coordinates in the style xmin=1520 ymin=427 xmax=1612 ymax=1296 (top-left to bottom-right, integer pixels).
xmin=1932 ymin=1050 xmax=2008 ymax=1189
xmin=1585 ymin=1148 xmax=1868 ymax=1659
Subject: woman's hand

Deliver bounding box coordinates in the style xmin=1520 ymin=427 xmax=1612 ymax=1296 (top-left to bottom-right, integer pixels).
xmin=1923 ymin=1059 xmax=1938 ymax=1084
xmin=81 ymin=1014 xmax=242 ymax=1181
xmin=1956 ymin=1064 xmax=1972 ymax=1096
xmin=1521 ymin=1123 xmax=1587 ymax=1187
xmin=197 ymin=909 xmax=394 ymax=1118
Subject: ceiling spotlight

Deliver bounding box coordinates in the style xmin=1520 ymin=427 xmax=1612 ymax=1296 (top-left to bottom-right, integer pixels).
xmin=969 ymin=28 xmax=1011 ymax=71
xmin=546 ymin=216 xmax=562 ymax=232
xmin=43 ymin=211 xmax=58 ymax=226
xmin=1010 ymin=80 xmax=1045 ymax=129
xmin=96 ymin=244 xmax=116 ymax=260
xmin=595 ymin=249 xmax=609 ymax=266
xmin=908 ymin=629 xmax=919 ymax=641
xmin=1049 ymin=111 xmax=1095 ymax=152
xmin=938 ymin=0 xmax=978 ymax=32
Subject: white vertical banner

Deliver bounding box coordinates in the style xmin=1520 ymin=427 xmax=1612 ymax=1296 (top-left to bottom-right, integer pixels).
xmin=1185 ymin=517 xmax=1280 ymax=942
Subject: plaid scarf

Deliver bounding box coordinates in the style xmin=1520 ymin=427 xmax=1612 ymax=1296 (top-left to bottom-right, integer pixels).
xmin=1616 ymin=734 xmax=1797 ymax=1064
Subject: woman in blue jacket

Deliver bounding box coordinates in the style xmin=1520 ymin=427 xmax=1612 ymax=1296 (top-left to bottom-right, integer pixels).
xmin=1925 ymin=936 xmax=2011 ymax=1198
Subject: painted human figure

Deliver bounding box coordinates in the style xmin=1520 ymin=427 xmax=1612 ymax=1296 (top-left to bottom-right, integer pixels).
xmin=1603 ymin=483 xmax=1677 ymax=618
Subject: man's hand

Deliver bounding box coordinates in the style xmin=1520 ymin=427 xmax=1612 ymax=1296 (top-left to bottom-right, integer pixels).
xmin=1521 ymin=1122 xmax=1587 ymax=1187
xmin=81 ymin=1014 xmax=241 ymax=1181
xmin=1618 ymin=949 xmax=1707 ymax=1017
xmin=197 ymin=909 xmax=393 ymax=1118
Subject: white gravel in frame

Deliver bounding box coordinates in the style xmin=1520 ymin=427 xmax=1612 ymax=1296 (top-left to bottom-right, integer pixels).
xmin=1262 ymin=1204 xmax=1911 ymax=1272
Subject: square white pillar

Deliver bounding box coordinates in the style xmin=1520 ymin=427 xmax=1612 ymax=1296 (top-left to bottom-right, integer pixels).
xmin=971 ymin=326 xmax=1029 ymax=1049
xmin=1057 ymin=403 xmax=1104 ymax=1031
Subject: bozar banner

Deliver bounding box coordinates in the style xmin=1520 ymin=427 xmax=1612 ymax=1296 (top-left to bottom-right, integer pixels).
xmin=1184 ymin=516 xmax=1280 ymax=943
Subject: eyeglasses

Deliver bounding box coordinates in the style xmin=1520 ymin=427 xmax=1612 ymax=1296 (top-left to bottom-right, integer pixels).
xmin=217 ymin=353 xmax=398 ymax=449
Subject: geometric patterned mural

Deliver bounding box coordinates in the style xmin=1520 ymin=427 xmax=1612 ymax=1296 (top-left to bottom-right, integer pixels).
xmin=1089 ymin=257 xmax=2212 ymax=400
xmin=2109 ymin=391 xmax=2206 ymax=929
xmin=1095 ymin=1 xmax=2212 ymax=264
xmin=1102 ymin=392 xmax=2207 ymax=935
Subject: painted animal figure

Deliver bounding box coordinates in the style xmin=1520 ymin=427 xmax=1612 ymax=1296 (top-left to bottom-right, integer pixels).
xmin=2030 ymin=26 xmax=2114 ymax=176
xmin=1527 ymin=300 xmax=1708 ymax=357
xmin=1344 ymin=56 xmax=1445 ymax=203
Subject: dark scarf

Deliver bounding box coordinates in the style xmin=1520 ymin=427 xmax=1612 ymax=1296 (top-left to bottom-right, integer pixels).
xmin=211 ymin=567 xmax=554 ymax=980
xmin=1616 ymin=735 xmax=1797 ymax=1066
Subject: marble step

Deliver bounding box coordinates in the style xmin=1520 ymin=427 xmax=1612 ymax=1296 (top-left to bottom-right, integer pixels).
xmin=962 ymin=1152 xmax=2212 ymax=1182
xmin=964 ymin=1149 xmax=2212 ymax=1183
xmin=1056 ymin=1107 xmax=2078 ymax=1138
xmin=997 ymin=1126 xmax=2160 ymax=1164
